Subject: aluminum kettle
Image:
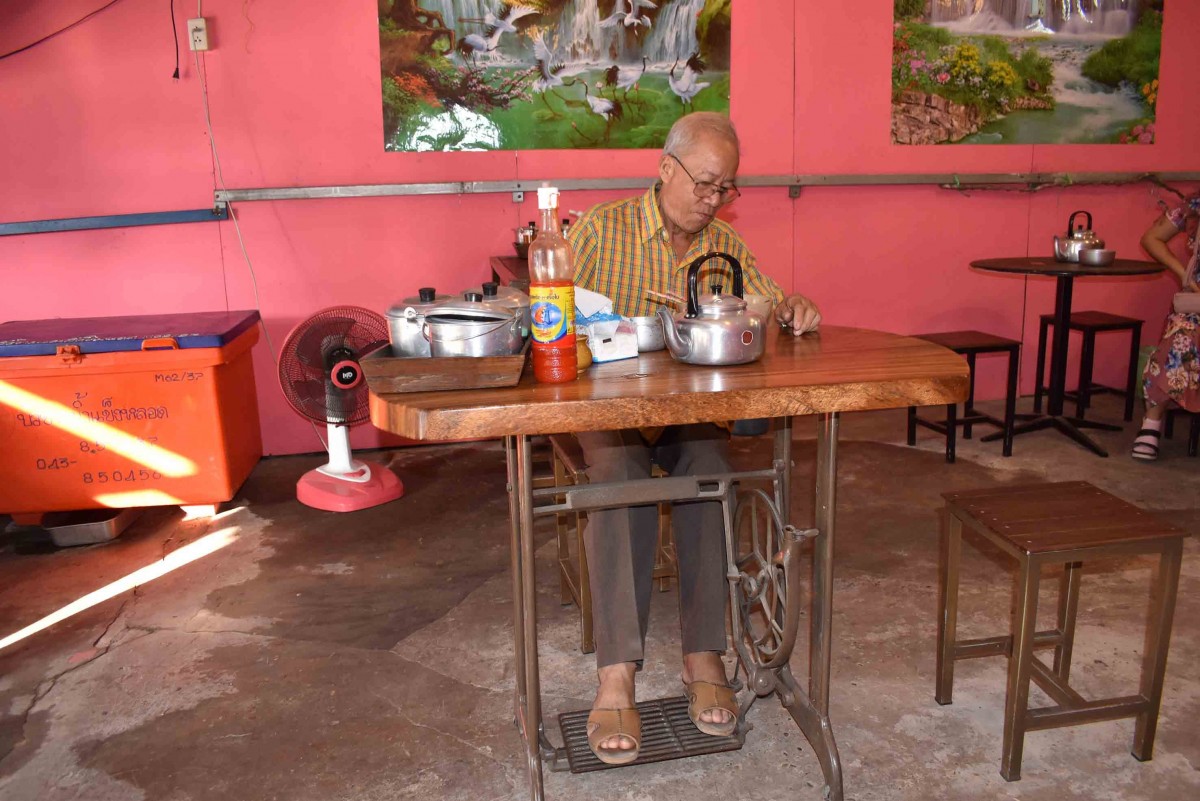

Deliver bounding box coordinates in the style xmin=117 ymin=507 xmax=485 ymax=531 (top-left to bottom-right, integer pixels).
xmin=657 ymin=251 xmax=766 ymax=366
xmin=1053 ymin=210 xmax=1106 ymax=263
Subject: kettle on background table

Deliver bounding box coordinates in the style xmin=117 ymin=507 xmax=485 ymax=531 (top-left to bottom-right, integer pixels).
xmin=1053 ymin=210 xmax=1106 ymax=263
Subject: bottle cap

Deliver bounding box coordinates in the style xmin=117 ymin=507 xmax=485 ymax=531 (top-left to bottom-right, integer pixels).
xmin=537 ymin=186 xmax=559 ymax=210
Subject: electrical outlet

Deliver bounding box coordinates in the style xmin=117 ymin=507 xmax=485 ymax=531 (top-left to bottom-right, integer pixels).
xmin=188 ymin=18 xmax=209 ymax=51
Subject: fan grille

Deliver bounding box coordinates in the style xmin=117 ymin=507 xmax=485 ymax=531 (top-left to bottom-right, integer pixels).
xmin=278 ymin=306 xmax=389 ymax=425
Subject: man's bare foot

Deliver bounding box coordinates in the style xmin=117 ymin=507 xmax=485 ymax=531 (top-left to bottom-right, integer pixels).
xmin=591 ymin=662 xmax=637 ymax=752
xmin=682 ymin=651 xmax=733 ymax=729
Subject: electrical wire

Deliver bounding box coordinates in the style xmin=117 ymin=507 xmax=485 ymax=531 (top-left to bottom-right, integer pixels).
xmin=0 ymin=0 xmax=125 ymax=61
xmin=170 ymin=0 xmax=180 ymax=80
xmin=193 ymin=50 xmax=328 ymax=452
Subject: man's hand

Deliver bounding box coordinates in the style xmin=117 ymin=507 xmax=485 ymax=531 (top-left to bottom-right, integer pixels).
xmin=774 ymin=294 xmax=821 ymax=335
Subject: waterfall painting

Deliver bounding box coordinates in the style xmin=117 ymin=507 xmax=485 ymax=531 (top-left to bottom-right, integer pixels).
xmin=379 ymin=1 xmax=731 ymax=151
xmin=892 ymin=1 xmax=1163 ymax=145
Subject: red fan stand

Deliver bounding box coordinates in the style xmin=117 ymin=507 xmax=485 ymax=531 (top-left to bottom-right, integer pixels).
xmin=279 ymin=307 xmax=404 ymax=512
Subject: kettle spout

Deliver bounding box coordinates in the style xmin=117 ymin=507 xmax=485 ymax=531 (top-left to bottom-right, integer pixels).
xmin=656 ymin=306 xmax=689 ymax=359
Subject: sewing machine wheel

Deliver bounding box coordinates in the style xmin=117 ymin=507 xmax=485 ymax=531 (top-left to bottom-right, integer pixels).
xmin=732 ymin=487 xmax=801 ymax=673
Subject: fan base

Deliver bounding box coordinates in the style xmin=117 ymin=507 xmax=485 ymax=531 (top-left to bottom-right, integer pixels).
xmin=296 ymin=462 xmax=404 ymax=512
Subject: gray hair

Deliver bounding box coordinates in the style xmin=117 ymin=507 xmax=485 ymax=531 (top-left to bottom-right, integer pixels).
xmin=662 ymin=112 xmax=740 ymax=158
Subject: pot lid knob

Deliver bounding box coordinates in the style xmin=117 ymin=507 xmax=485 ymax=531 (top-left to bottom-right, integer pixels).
xmin=418 ymin=287 xmax=437 ymax=302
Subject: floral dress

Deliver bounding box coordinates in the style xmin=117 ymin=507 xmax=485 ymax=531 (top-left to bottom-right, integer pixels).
xmin=1144 ymin=193 xmax=1200 ymax=412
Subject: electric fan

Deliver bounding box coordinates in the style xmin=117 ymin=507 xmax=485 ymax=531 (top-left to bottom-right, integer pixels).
xmin=278 ymin=306 xmax=404 ymax=512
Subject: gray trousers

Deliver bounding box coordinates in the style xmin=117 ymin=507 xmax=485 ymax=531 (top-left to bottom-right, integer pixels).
xmin=576 ymin=424 xmax=730 ymax=668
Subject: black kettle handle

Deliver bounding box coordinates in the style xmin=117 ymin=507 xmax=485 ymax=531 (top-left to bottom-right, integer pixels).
xmin=685 ymin=251 xmax=744 ymax=318
xmin=1067 ymin=210 xmax=1092 ymax=236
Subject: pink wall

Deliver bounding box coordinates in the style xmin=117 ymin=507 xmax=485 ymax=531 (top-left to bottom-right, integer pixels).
xmin=1 ymin=1 xmax=1196 ymax=456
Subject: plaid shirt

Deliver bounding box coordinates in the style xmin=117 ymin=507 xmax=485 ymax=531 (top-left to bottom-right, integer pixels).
xmin=568 ymin=184 xmax=783 ymax=317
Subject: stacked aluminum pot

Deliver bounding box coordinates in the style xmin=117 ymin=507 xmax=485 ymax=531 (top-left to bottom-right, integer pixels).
xmin=387 ymin=285 xmax=529 ymax=358
xmin=387 ymin=287 xmax=453 ymax=358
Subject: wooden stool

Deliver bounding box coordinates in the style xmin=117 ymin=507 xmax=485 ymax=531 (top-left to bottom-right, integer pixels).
xmin=1163 ymin=408 xmax=1200 ymax=457
xmin=907 ymin=330 xmax=1020 ymax=462
xmin=1034 ymin=312 xmax=1143 ymax=422
xmin=549 ymin=433 xmax=676 ymax=655
xmin=937 ymin=482 xmax=1187 ymax=781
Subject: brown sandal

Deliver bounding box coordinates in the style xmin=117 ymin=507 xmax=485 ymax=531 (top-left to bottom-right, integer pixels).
xmin=685 ymin=680 xmax=738 ymax=737
xmin=586 ymin=707 xmax=641 ymax=765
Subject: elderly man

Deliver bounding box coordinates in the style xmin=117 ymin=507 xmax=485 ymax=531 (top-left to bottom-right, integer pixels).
xmin=565 ymin=111 xmax=821 ymax=765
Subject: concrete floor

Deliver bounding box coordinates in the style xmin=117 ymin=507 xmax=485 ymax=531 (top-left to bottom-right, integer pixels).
xmin=1 ymin=395 xmax=1197 ymax=801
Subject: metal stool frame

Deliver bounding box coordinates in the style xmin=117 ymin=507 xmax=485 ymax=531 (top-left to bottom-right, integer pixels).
xmin=936 ymin=483 xmax=1186 ymax=781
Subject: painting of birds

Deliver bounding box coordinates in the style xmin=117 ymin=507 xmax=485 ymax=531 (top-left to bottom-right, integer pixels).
xmin=600 ymin=0 xmax=654 ymax=31
xmin=456 ymin=4 xmax=538 ymax=68
xmin=582 ymin=82 xmax=620 ymax=122
xmin=603 ymin=56 xmax=649 ymax=105
xmin=461 ymin=4 xmax=539 ymax=36
xmin=379 ymin=0 xmax=731 ymax=151
xmin=457 ymin=27 xmax=504 ymax=67
xmin=668 ymin=52 xmax=710 ymax=109
xmin=531 ymin=33 xmax=586 ymax=117
xmin=570 ymin=82 xmax=624 ymax=146
xmin=483 ymin=4 xmax=538 ymax=34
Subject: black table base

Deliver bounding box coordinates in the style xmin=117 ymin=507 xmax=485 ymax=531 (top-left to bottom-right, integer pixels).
xmin=980 ymin=412 xmax=1122 ymax=457
xmin=971 ymin=257 xmax=1163 ymax=458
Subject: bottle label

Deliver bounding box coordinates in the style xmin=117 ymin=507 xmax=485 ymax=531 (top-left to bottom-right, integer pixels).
xmin=530 ymin=284 xmax=574 ymax=344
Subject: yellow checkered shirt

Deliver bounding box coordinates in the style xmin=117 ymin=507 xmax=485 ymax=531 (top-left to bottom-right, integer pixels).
xmin=568 ymin=184 xmax=783 ymax=317
xmin=568 ymin=184 xmax=782 ymax=443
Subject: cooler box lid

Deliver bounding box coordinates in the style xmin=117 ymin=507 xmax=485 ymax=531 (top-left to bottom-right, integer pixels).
xmin=0 ymin=310 xmax=261 ymax=357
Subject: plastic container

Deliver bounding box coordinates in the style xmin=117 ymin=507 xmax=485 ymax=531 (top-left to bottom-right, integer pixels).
xmin=0 ymin=310 xmax=263 ymax=514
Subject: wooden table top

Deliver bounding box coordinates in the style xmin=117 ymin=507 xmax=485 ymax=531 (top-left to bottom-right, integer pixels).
xmin=971 ymin=256 xmax=1164 ymax=278
xmin=369 ymin=325 xmax=970 ymax=441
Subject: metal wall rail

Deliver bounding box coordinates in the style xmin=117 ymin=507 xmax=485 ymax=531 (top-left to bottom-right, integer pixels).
xmin=4 ymin=172 xmax=1197 ymax=236
xmin=213 ymin=171 xmax=1200 ymax=204
xmin=1 ymin=206 xmax=229 ymax=237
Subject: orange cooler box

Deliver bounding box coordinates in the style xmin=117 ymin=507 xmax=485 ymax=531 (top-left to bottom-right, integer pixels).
xmin=0 ymin=311 xmax=263 ymax=514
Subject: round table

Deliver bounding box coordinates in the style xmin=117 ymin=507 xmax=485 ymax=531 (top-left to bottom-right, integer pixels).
xmin=971 ymin=257 xmax=1164 ymax=457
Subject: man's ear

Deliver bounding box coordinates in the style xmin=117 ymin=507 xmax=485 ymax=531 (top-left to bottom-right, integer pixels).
xmin=658 ymin=156 xmax=672 ymax=183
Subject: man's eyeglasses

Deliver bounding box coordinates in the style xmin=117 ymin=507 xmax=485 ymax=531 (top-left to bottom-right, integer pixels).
xmin=668 ymin=154 xmax=741 ymax=204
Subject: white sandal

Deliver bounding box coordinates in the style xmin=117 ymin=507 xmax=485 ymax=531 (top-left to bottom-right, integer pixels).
xmin=1131 ymin=428 xmax=1161 ymax=461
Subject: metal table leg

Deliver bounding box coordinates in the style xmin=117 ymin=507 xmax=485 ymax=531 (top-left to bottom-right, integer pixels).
xmin=505 ymin=438 xmax=527 ymax=728
xmin=811 ymin=413 xmax=838 ymax=713
xmin=506 ymin=435 xmax=544 ymax=801
xmin=809 ymin=413 xmax=844 ymax=799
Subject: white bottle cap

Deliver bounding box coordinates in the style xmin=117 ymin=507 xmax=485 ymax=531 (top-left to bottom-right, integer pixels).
xmin=536 ymin=186 xmax=559 ymax=210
